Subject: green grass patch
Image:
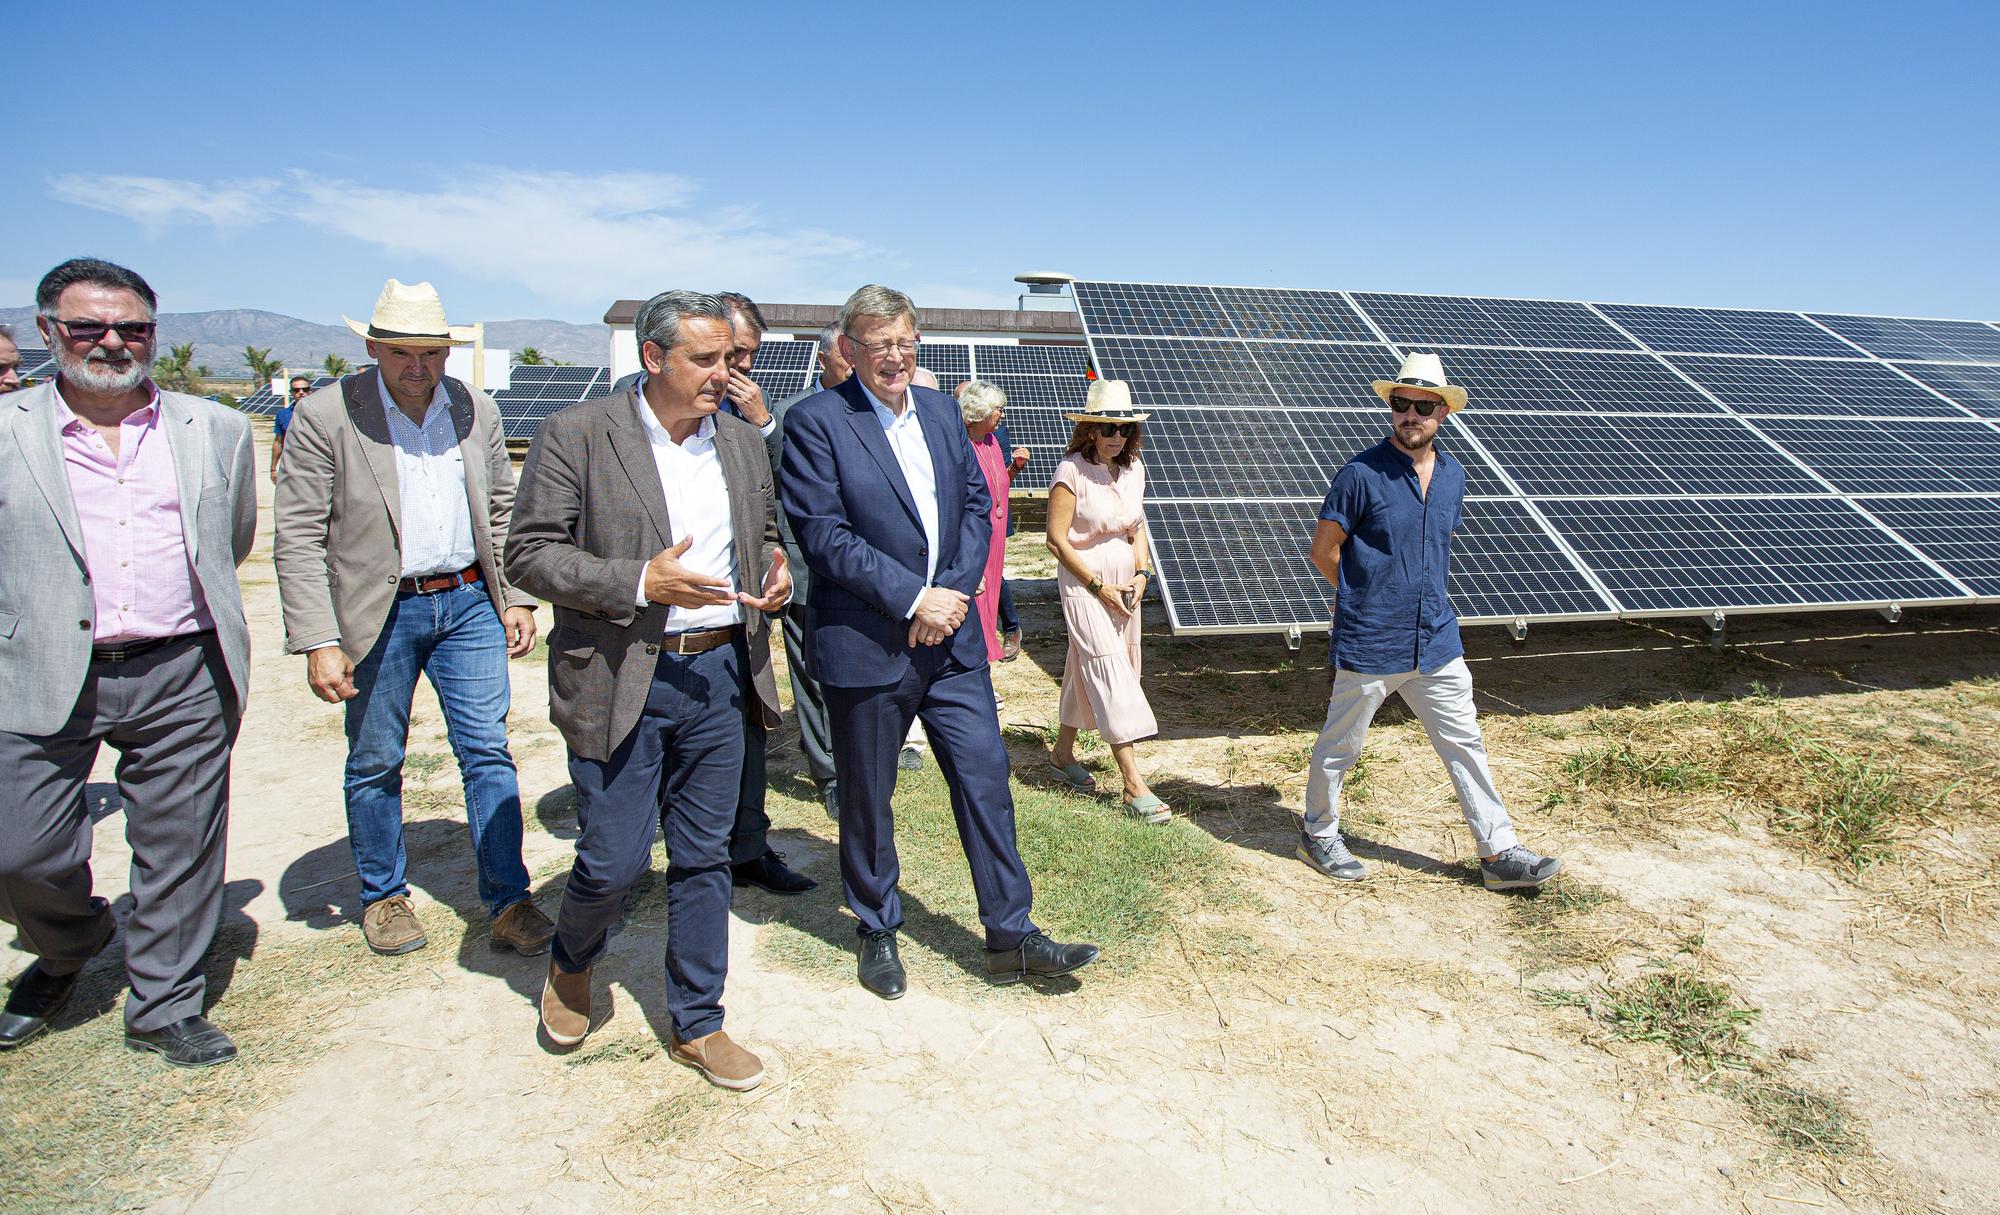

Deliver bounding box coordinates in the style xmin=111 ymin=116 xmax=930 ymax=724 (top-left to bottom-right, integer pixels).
xmin=1767 ymin=743 xmax=1917 ymax=872
xmin=1558 ymin=742 xmax=1723 ymax=795
xmin=1535 ymin=965 xmax=1760 ymax=1072
xmin=1735 ymin=1077 xmax=1865 ymax=1157
xmin=754 ymin=764 xmax=1239 ymax=992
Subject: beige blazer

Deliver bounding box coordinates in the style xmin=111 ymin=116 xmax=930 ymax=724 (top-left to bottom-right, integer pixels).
xmin=273 ymin=373 xmax=534 ymax=663
xmin=0 ymin=382 xmax=256 ymax=735
xmin=504 ymin=388 xmax=781 ymax=763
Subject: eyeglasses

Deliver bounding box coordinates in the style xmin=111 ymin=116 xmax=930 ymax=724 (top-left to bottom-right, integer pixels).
xmin=54 ymin=318 xmax=157 ymax=344
xmin=290 ymin=385 xmax=312 ymax=396
xmin=844 ymin=336 xmax=919 ymax=359
xmin=1095 ymin=422 xmax=1137 ymax=437
xmin=1388 ymin=395 xmax=1442 ymax=417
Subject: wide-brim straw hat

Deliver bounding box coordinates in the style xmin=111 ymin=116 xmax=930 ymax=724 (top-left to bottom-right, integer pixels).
xmin=1064 ymin=378 xmax=1151 ymax=424
xmin=344 ymin=278 xmax=475 ymax=347
xmin=1371 ymin=351 xmax=1468 ymax=412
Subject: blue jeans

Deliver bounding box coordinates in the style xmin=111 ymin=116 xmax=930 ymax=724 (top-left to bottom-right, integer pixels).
xmin=553 ymin=641 xmax=745 ymax=1041
xmin=342 ymin=581 xmax=531 ymax=917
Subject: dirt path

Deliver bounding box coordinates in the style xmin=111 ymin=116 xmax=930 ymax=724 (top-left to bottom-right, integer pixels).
xmin=7 ymin=430 xmax=1997 ymax=1215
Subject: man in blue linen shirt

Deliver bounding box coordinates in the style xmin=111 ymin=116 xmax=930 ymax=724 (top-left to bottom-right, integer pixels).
xmin=1299 ymin=352 xmax=1562 ymax=892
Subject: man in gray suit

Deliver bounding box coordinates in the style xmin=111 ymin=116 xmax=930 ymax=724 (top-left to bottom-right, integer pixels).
xmin=506 ymin=290 xmax=790 ymax=1091
xmin=0 ymin=258 xmax=254 ymax=1066
xmin=274 ymin=279 xmax=552 ymax=960
xmin=771 ymin=322 xmax=852 ymax=817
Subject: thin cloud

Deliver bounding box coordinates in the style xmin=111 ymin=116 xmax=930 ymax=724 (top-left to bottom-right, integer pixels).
xmin=47 ymin=167 xmax=884 ymax=309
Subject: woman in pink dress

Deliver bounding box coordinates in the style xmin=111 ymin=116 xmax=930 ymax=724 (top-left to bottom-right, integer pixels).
xmin=959 ymin=380 xmax=1026 ymax=668
xmin=1044 ymin=380 xmax=1167 ymax=824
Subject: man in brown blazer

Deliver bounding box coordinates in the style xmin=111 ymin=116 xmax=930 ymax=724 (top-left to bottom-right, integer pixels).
xmin=274 ymin=279 xmax=553 ymax=959
xmin=505 ymin=290 xmax=789 ymax=1091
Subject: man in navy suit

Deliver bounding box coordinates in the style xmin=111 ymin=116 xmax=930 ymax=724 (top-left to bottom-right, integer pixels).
xmin=778 ymin=284 xmax=1100 ymax=999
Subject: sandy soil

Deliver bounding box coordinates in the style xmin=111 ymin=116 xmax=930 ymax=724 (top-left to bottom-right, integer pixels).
xmin=6 ymin=429 xmax=1997 ymax=1215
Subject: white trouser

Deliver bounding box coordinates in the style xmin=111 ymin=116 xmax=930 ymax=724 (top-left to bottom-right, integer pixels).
xmin=1303 ymin=657 xmax=1519 ymax=857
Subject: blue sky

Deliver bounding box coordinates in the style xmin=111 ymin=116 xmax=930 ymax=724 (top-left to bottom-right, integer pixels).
xmin=7 ymin=1 xmax=1996 ymax=326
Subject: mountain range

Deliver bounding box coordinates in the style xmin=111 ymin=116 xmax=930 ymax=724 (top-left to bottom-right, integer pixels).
xmin=0 ymin=307 xmax=611 ymax=377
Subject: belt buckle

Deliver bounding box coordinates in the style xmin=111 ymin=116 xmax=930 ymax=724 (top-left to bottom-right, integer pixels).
xmin=672 ymin=631 xmax=696 ymax=655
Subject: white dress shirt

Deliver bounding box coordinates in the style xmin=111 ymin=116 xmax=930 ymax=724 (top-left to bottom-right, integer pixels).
xmin=859 ymin=380 xmax=941 ymax=619
xmin=632 ymin=385 xmax=742 ymax=632
xmin=380 ymin=373 xmax=477 ymax=578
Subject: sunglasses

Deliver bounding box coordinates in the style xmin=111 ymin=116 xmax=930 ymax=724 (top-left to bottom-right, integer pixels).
xmin=1388 ymin=395 xmax=1442 ymax=417
xmin=290 ymin=385 xmax=312 ymax=395
xmin=54 ymin=318 xmax=157 ymax=344
xmin=1095 ymin=422 xmax=1137 ymax=437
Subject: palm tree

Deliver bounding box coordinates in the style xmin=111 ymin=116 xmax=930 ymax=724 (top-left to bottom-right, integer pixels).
xmin=243 ymin=345 xmax=280 ymax=388
xmin=323 ymin=354 xmax=352 ymax=378
xmin=515 ymin=347 xmax=547 ymax=366
xmin=153 ymin=343 xmax=209 ymax=394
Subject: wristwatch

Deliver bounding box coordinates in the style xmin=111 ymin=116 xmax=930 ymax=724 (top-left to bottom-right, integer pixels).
xmin=1087 ymin=577 xmax=1104 ymax=594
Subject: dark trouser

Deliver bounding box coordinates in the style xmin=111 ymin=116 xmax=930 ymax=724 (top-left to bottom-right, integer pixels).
xmin=997 ymin=578 xmax=1018 ymax=636
xmin=0 ymin=634 xmax=237 ymax=1032
xmin=824 ymin=645 xmax=1037 ymax=951
xmin=728 ymin=712 xmax=769 ymax=866
xmin=552 ymin=642 xmax=744 ymax=1041
xmin=783 ymin=604 xmax=837 ymax=787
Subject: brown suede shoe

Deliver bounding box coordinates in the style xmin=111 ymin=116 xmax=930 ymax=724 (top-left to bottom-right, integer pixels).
xmin=540 ymin=960 xmax=592 ymax=1046
xmin=490 ymin=900 xmax=555 ymax=955
xmin=360 ymin=894 xmax=427 ymax=956
xmin=670 ymin=1030 xmax=764 ymax=1091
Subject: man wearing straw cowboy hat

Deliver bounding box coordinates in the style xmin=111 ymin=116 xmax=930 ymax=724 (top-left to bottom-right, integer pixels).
xmin=275 ymin=279 xmax=553 ymax=957
xmin=1298 ymin=351 xmax=1563 ymax=892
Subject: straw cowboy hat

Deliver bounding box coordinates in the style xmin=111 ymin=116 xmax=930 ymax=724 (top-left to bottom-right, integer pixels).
xmin=1064 ymin=378 xmax=1151 ymax=424
xmin=1371 ymin=351 xmax=1469 ymax=413
xmin=344 ymin=279 xmax=476 ymax=346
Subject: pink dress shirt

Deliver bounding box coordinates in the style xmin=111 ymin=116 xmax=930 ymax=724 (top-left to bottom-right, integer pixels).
xmin=55 ymin=386 xmax=213 ymax=645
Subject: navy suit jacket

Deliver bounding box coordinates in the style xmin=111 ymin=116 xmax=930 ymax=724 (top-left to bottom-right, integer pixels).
xmin=778 ymin=377 xmax=992 ymax=688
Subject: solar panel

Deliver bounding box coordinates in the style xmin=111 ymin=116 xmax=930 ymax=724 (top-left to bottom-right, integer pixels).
xmin=1859 ymin=497 xmax=2000 ymax=597
xmin=1458 ymin=413 xmax=1826 ymax=497
xmin=12 ymin=347 xmax=55 ymax=383
xmin=1075 ymin=278 xmax=1995 ymax=635
xmin=1748 ymin=418 xmax=2000 ymax=494
xmin=1092 ymin=337 xmax=1274 ymax=409
xmin=1807 ymin=314 xmax=2000 ymax=363
xmin=912 ymin=340 xmax=971 ymax=390
xmin=969 ymin=345 xmax=1090 ymax=376
xmin=1213 ymin=287 xmax=1377 ymax=342
xmin=1351 ymin=293 xmax=1640 ymax=352
xmin=1595 ymin=304 xmax=1865 ymax=359
xmin=1535 ymin=498 xmax=1961 ymax=613
xmin=1886 ymin=362 xmax=2000 ymax=418
xmin=492 ymin=365 xmax=606 ymax=440
xmin=1667 ymin=356 xmax=1969 ymax=417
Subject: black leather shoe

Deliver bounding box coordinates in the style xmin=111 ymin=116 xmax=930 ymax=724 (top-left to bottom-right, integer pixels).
xmin=987 ymin=932 xmax=1101 ymax=984
xmin=732 ymin=849 xmax=818 ymax=896
xmin=857 ymin=930 xmax=906 ymax=1000
xmin=0 ymin=963 xmax=83 ymax=1050
xmin=125 ymin=1015 xmax=237 ymax=1068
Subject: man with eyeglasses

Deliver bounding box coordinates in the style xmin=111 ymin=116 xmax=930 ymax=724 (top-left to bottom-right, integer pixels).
xmin=0 ymin=325 xmax=22 ymax=394
xmin=1298 ymin=352 xmax=1563 ymax=892
xmin=270 ymin=374 xmax=312 ymax=481
xmin=0 ymin=258 xmax=256 ymax=1066
xmin=779 ymin=284 xmax=1101 ymax=999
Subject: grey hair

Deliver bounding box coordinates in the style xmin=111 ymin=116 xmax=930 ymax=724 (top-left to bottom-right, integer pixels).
xmin=838 ymin=284 xmax=916 ymax=337
xmin=0 ymin=323 xmax=12 ymax=341
xmin=634 ymin=289 xmax=730 ymax=360
xmin=958 ymin=379 xmax=1006 ymax=424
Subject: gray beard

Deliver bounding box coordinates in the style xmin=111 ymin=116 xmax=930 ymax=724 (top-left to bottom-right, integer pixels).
xmin=56 ymin=346 xmax=152 ymax=395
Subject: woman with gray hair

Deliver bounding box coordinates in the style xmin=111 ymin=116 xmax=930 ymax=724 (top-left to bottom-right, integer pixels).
xmin=960 ymin=379 xmax=1027 ymax=667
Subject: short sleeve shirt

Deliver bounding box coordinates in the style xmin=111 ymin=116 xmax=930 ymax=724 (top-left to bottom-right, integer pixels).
xmin=1318 ymin=438 xmax=1465 ymax=674
xmin=273 ymin=405 xmax=295 ymax=437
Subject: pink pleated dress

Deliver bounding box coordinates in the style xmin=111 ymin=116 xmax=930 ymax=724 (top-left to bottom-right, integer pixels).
xmin=1052 ymin=454 xmax=1159 ymax=745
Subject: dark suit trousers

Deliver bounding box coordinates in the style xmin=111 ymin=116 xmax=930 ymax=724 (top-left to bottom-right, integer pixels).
xmin=553 ymin=642 xmax=744 ymax=1041
xmin=782 ymin=604 xmax=837 ymax=787
xmin=824 ymin=645 xmax=1037 ymax=951
xmin=0 ymin=634 xmax=237 ymax=1032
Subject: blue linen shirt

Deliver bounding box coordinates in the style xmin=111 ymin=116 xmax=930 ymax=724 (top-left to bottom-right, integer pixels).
xmin=273 ymin=405 xmax=295 ymax=437
xmin=1318 ymin=437 xmax=1465 ymax=675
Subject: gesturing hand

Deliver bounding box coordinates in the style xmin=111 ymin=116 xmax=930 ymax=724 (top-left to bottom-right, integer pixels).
xmin=644 ymin=536 xmax=736 ymax=608
xmin=307 ymin=646 xmax=358 ymax=703
xmin=725 ymin=370 xmax=770 ymax=427
xmin=907 ymin=585 xmax=969 ymax=647
xmin=737 ymin=548 xmax=792 ymax=613
xmin=1009 ymin=446 xmax=1030 ymax=473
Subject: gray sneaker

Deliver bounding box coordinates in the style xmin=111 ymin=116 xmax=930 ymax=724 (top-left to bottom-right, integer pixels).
xmin=1480 ymin=845 xmax=1563 ymax=891
xmin=897 ymin=745 xmax=924 ymax=772
xmin=1297 ymin=831 xmax=1365 ymax=881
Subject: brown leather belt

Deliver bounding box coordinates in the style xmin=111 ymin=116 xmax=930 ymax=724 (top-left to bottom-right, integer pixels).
xmin=652 ymin=624 xmax=740 ymax=656
xmin=91 ymin=630 xmax=210 ymax=664
xmin=398 ymin=565 xmax=481 ymax=595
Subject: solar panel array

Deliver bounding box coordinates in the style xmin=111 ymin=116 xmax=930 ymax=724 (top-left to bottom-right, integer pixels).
xmin=1072 ymin=280 xmax=2000 ymax=633
xmin=10 ymin=346 xmax=56 ymax=385
xmin=915 ymin=341 xmax=1092 ymax=487
xmin=237 ymin=375 xmax=337 ymax=415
